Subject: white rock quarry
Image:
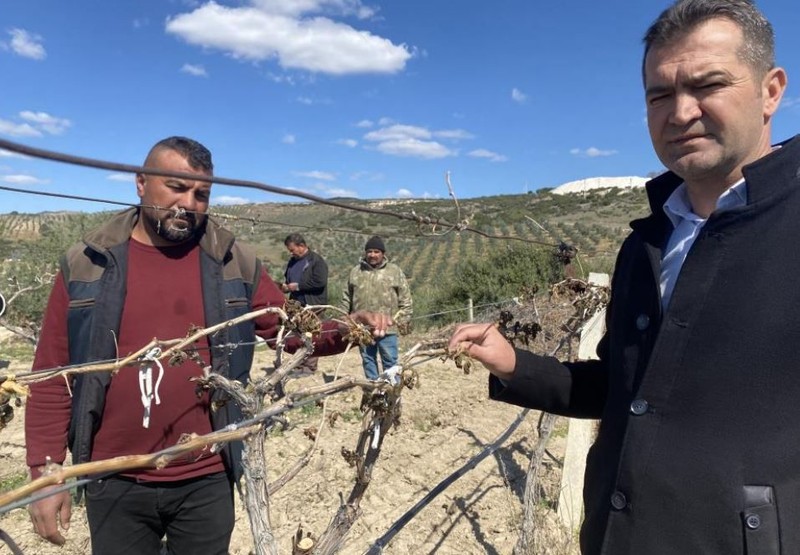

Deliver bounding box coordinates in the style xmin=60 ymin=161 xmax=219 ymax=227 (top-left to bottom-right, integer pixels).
xmin=551 ymin=176 xmax=648 ymax=195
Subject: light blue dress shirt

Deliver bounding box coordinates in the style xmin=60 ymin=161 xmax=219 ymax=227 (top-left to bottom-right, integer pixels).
xmin=659 ymin=179 xmax=747 ymax=312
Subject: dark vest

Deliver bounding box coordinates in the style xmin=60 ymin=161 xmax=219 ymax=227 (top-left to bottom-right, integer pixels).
xmin=62 ymin=208 xmax=259 ymax=482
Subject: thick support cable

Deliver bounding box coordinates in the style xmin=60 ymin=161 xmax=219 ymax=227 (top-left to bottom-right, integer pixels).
xmin=0 ymin=138 xmax=562 ymax=248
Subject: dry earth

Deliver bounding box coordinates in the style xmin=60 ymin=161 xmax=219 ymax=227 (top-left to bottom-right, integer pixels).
xmin=0 ymin=335 xmax=580 ymax=555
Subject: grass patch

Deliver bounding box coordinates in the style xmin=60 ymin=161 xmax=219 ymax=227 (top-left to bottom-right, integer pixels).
xmin=0 ymin=471 xmax=28 ymax=494
xmin=299 ymin=402 xmax=322 ymax=418
xmin=410 ymin=410 xmax=443 ymax=433
xmin=0 ymin=338 xmax=35 ymax=364
xmin=339 ymin=407 xmax=364 ymax=423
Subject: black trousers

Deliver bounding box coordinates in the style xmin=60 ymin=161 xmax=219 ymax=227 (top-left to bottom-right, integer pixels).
xmin=85 ymin=472 xmax=234 ymax=555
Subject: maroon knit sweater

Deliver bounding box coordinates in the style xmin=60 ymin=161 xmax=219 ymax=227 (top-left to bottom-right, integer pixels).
xmin=26 ymin=239 xmax=346 ymax=480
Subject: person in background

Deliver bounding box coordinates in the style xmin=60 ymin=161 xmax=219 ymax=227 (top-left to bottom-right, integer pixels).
xmin=343 ymin=235 xmax=412 ymax=379
xmin=282 ymin=233 xmax=328 ymax=372
xmin=25 ymin=136 xmax=389 ymax=554
xmin=449 ymin=0 xmax=797 ymax=552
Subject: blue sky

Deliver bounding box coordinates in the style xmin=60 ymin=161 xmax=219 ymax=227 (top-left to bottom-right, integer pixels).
xmin=1 ymin=0 xmax=799 ymax=214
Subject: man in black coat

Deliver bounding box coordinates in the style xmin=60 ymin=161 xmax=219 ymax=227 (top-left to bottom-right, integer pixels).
xmin=282 ymin=233 xmax=328 ymax=372
xmin=450 ymin=1 xmax=795 ymax=553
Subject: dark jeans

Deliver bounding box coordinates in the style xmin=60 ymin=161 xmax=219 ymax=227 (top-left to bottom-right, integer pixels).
xmin=85 ymin=472 xmax=234 ymax=555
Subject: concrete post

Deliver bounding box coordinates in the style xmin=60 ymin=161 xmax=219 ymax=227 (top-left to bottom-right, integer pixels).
xmin=556 ymin=272 xmax=608 ymax=532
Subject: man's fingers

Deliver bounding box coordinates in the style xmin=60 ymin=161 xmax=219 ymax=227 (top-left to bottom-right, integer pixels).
xmin=47 ymin=531 xmax=67 ymax=546
xmin=449 ymin=323 xmax=495 ymax=350
xmin=29 ymin=491 xmax=70 ymax=546
xmin=351 ymin=311 xmax=392 ymax=337
xmin=31 ymin=513 xmax=66 ymax=546
xmin=59 ymin=498 xmax=71 ymax=531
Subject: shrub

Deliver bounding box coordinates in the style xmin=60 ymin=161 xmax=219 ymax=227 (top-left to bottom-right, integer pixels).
xmin=427 ymin=243 xmax=564 ymax=325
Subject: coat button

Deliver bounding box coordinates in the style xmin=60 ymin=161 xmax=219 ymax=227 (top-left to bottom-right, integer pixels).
xmin=630 ymin=399 xmax=649 ymax=415
xmin=635 ymin=314 xmax=650 ymax=331
xmin=745 ymin=514 xmax=761 ymax=530
xmin=610 ymin=491 xmax=627 ymax=510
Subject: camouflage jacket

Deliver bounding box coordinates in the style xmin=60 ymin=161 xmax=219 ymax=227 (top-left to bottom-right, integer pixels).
xmin=342 ymin=257 xmax=412 ymax=334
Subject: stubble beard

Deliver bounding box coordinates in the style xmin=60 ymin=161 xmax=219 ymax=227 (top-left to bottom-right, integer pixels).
xmin=148 ymin=206 xmax=202 ymax=243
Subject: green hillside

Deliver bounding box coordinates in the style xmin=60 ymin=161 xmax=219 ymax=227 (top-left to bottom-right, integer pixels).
xmin=203 ymin=187 xmax=649 ymax=287
xmin=0 ymin=187 xmax=649 ymax=332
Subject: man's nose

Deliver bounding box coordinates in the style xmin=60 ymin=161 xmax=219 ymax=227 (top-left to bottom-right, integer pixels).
xmin=177 ymin=190 xmax=198 ymax=211
xmin=669 ymin=93 xmax=702 ymax=126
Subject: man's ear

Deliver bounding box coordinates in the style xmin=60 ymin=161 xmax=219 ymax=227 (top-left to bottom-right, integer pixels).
xmin=762 ymin=66 xmax=788 ymax=120
xmin=135 ymin=173 xmax=146 ymax=199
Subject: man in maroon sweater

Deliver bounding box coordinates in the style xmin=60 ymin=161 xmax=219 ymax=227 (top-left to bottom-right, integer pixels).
xmin=25 ymin=136 xmax=388 ymax=554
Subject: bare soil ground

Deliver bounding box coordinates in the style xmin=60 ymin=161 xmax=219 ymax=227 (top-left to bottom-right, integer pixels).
xmin=0 ymin=335 xmax=580 ymax=555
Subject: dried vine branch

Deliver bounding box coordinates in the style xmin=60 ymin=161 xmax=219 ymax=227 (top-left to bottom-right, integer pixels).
xmin=513 ymin=277 xmax=610 ymax=554
xmin=0 ymin=271 xmax=55 ymax=344
xmin=0 ymin=370 xmax=387 ymax=510
xmin=412 ymin=171 xmax=472 ymax=238
xmin=0 ymin=301 xmax=391 ymax=555
xmin=296 ymin=344 xmax=423 ymax=554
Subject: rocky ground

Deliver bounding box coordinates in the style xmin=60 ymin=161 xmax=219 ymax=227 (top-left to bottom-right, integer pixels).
xmin=0 ymin=330 xmax=581 ymax=555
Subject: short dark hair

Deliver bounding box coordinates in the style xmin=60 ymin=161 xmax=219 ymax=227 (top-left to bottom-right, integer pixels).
xmin=284 ymin=233 xmax=306 ymax=247
xmin=144 ymin=136 xmax=214 ymax=174
xmin=643 ymin=0 xmax=775 ymax=79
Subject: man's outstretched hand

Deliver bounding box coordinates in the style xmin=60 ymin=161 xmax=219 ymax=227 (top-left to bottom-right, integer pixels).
xmin=350 ymin=311 xmax=393 ymax=337
xmin=29 ymin=486 xmax=71 ymax=545
xmin=448 ymin=323 xmax=517 ymax=381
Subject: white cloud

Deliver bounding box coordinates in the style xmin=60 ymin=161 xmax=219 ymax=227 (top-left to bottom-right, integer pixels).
xmin=313 ymin=183 xmax=358 ymax=197
xmin=133 ymin=18 xmax=150 ymax=29
xmin=337 ymin=138 xmax=358 ymax=147
xmin=421 ymin=191 xmax=440 ymax=199
xmin=293 ymin=170 xmax=335 ymax=181
xmin=468 ymin=148 xmax=508 ymax=163
xmin=781 ymin=96 xmax=800 ymax=109
xmin=434 ymin=129 xmax=474 ymax=141
xmin=0 ymin=118 xmax=42 ymax=138
xmin=19 ymin=111 xmax=72 ymax=135
xmin=267 ymin=72 xmax=296 ymax=85
xmin=373 ymin=138 xmax=455 ymax=159
xmin=363 ymin=123 xmax=467 ymax=159
xmin=396 ymin=188 xmax=413 ymax=198
xmin=282 ymin=134 xmax=296 ymax=144
xmin=107 ymin=173 xmax=134 ymax=182
xmin=180 ymin=63 xmax=208 ymax=77
xmin=296 ymin=96 xmax=331 ymax=105
xmin=364 ymin=124 xmax=431 ymax=142
xmin=511 ymin=87 xmax=527 ymax=104
xmin=2 ymin=174 xmax=48 ymax=185
xmin=355 ymin=119 xmax=374 ymax=128
xmin=0 ymin=148 xmax=28 ymax=159
xmin=377 ymin=117 xmax=394 ymax=126
xmin=7 ymin=28 xmax=46 ymax=60
xmin=214 ymin=195 xmax=251 ymax=205
xmin=251 ymin=0 xmax=377 ymax=19
xmin=349 ymin=170 xmax=383 ymax=181
xmin=570 ymin=147 xmax=618 ymax=158
xmin=166 ymin=1 xmax=412 ymax=75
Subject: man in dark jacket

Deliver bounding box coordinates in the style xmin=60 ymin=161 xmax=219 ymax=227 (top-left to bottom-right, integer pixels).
xmin=282 ymin=233 xmax=328 ymax=371
xmin=282 ymin=233 xmax=328 ymax=306
xmin=450 ymin=1 xmax=795 ymax=553
xmin=24 ymin=136 xmax=389 ymax=554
